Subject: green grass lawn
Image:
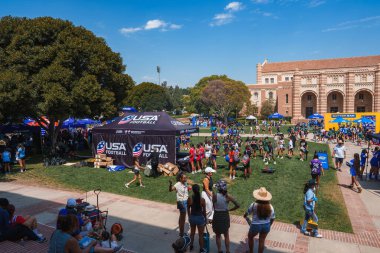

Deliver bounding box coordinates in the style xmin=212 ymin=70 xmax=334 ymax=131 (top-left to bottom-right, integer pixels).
xmin=1 ymin=137 xmax=352 ymax=233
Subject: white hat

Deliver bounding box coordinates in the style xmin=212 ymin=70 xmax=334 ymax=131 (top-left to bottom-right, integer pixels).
xmin=205 ymin=167 xmax=216 ymax=173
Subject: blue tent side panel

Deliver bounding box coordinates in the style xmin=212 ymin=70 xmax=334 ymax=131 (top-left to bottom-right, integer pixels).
xmin=317 ymin=152 xmax=329 ymax=170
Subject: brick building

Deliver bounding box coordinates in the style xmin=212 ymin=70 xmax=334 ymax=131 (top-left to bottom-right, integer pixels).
xmin=247 ymin=55 xmax=380 ymax=122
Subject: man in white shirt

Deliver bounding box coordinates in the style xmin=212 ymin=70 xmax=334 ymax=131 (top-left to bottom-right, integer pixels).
xmin=332 ymin=139 xmax=346 ymax=171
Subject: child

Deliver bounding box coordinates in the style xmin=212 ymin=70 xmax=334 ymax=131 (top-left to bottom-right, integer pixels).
xmin=360 ymin=149 xmax=368 ymax=179
xmin=242 ymin=149 xmax=251 ymax=179
xmin=125 ymin=156 xmax=145 ymax=188
xmin=300 ymin=179 xmax=322 ymax=238
xmin=278 ymin=135 xmax=285 ymax=159
xmin=347 ymin=153 xmax=362 ymax=193
xmin=100 ymin=231 xmax=121 ymax=251
xmin=2 ymin=148 xmax=11 ymax=174
xmin=288 ymin=138 xmax=294 ymax=157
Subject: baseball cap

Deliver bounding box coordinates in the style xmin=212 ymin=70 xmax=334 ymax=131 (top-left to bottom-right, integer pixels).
xmin=205 ymin=167 xmax=216 ymax=173
xmin=67 ymin=198 xmax=77 ymax=207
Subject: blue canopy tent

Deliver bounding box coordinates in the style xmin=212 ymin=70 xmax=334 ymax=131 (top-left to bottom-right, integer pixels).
xmin=268 ymin=113 xmax=284 ymax=119
xmin=353 ymin=117 xmax=375 ymax=124
xmin=308 ymin=113 xmax=324 ymax=119
xmin=330 ymin=117 xmax=350 ymax=124
xmin=62 ymin=118 xmax=100 ymax=128
xmin=121 ymin=106 xmax=138 ymax=112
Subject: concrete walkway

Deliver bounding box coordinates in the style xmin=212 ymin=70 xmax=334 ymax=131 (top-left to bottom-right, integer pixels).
xmin=0 ymin=178 xmax=379 ymax=253
xmin=0 ymin=135 xmax=379 ymax=252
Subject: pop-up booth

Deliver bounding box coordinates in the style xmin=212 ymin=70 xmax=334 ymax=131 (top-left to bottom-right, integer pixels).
xmin=92 ymin=112 xmax=198 ymax=167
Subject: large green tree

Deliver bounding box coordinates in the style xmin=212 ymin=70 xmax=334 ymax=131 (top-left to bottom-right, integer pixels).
xmin=260 ymin=99 xmax=275 ymax=118
xmin=200 ymin=79 xmax=250 ymax=123
xmin=0 ymin=16 xmax=134 ymax=151
xmin=188 ymin=75 xmax=250 ymax=115
xmin=125 ymin=82 xmax=171 ymax=111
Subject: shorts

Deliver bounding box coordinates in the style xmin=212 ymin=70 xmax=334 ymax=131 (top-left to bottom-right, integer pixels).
xmin=335 ymin=158 xmax=344 ymax=164
xmin=249 ymin=223 xmax=271 ymax=234
xmin=189 ymin=215 xmax=205 ymax=226
xmin=133 ymin=169 xmax=140 ymax=175
xmin=177 ymin=200 xmax=187 ymax=213
xmin=311 ymin=174 xmax=320 ymax=180
xmin=350 ymin=168 xmax=357 ymax=177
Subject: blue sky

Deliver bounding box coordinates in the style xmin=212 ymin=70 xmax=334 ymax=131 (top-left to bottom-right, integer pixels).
xmin=1 ymin=0 xmax=380 ymax=87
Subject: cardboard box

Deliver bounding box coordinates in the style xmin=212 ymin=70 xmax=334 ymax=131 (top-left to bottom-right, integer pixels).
xmin=105 ymin=157 xmax=112 ymax=162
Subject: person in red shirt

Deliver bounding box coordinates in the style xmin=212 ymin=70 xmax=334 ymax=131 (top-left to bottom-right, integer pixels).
xmin=196 ymin=144 xmax=202 ymax=173
xmin=189 ymin=144 xmax=196 ymax=174
xmin=229 ymin=147 xmax=236 ymax=180
xmin=199 ymin=143 xmax=205 ymax=170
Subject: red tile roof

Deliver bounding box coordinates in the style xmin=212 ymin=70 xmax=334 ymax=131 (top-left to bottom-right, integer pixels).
xmin=262 ymin=55 xmax=380 ymax=73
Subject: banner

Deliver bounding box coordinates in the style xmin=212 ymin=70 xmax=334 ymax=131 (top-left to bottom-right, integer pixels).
xmin=92 ymin=133 xmax=176 ymax=167
xmin=317 ymin=152 xmax=329 ymax=170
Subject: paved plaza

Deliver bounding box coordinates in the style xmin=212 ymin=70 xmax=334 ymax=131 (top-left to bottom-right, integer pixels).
xmin=0 ymin=138 xmax=379 ymax=253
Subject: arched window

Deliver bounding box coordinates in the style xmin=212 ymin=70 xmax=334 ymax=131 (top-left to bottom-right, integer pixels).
xmin=254 ymin=92 xmax=259 ymax=99
xmin=268 ymin=92 xmax=273 ymax=100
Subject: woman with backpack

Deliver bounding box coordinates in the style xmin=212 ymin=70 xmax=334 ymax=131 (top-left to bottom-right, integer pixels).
xmin=310 ymin=154 xmax=324 ymax=189
xmin=212 ymin=180 xmax=239 ymax=253
xmin=187 ymin=184 xmax=207 ymax=253
xmin=347 ymin=153 xmax=362 ymax=193
xmin=244 ymin=187 xmax=275 ymax=253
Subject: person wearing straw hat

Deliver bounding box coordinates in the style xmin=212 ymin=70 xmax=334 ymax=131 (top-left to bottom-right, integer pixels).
xmin=300 ymin=179 xmax=322 ymax=238
xmin=244 ymin=187 xmax=275 ymax=253
xmin=212 ymin=180 xmax=240 ymax=253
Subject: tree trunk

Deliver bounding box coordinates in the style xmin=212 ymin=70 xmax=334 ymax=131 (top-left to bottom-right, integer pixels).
xmin=46 ymin=117 xmax=62 ymax=156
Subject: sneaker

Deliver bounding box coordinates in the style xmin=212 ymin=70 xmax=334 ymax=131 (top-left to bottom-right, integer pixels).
xmin=300 ymin=158 xmax=304 ymax=161
xmin=273 ymin=161 xmax=277 ymax=165
xmin=302 ymin=230 xmax=310 ymax=236
xmin=232 ymin=176 xmax=236 ymax=180
xmin=358 ymin=187 xmax=362 ymax=193
xmin=230 ymin=175 xmax=232 ymax=179
xmin=197 ymin=170 xmax=202 ymax=173
xmin=200 ymin=248 xmax=207 ymax=253
xmin=37 ymin=237 xmax=47 ymax=243
xmin=140 ymin=184 xmax=145 ymax=188
xmin=314 ymin=233 xmax=323 ymax=238
xmin=192 ymin=171 xmax=195 ymax=175
xmin=281 ymin=156 xmax=284 ymax=159
xmin=113 ymin=245 xmax=123 ymax=252
xmin=125 ymin=183 xmax=129 ymax=188
xmin=265 ymin=162 xmax=268 ymax=165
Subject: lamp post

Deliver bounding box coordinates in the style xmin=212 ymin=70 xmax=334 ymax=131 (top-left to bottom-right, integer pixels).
xmin=157 ymin=66 xmax=161 ymax=85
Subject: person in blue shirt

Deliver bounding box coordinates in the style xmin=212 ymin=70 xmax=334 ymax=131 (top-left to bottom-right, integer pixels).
xmin=2 ymin=149 xmax=11 ymax=174
xmin=300 ymin=179 xmax=322 ymax=238
xmin=347 ymin=153 xmax=362 ymax=193
xmin=16 ymin=144 xmax=26 ymax=173
xmin=360 ymin=149 xmax=368 ymax=179
xmin=369 ymin=147 xmax=379 ymax=180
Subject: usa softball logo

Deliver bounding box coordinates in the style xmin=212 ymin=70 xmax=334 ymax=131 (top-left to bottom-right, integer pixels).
xmin=132 ymin=142 xmax=143 ymax=157
xmin=118 ymin=115 xmax=135 ymax=125
xmin=96 ymin=141 xmax=106 ymax=154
